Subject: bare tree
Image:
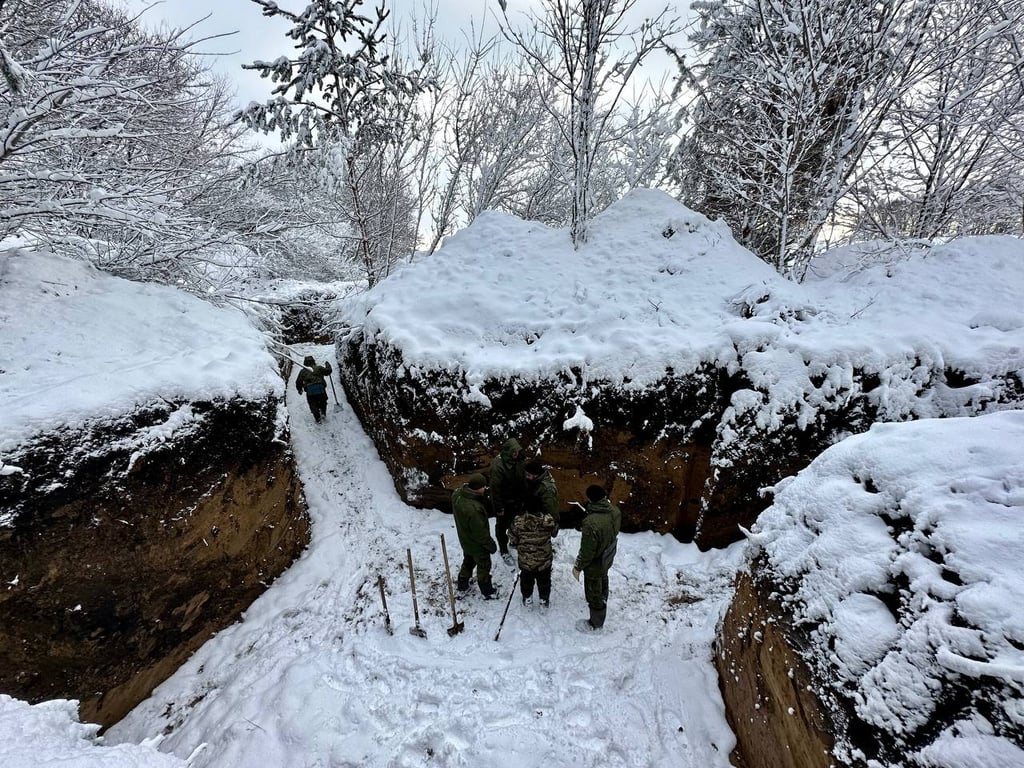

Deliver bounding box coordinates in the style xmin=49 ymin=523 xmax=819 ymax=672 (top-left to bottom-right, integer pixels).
xmin=672 ymin=0 xmax=1024 ymax=278
xmin=845 ymin=0 xmax=1024 ymax=241
xmin=499 ymin=0 xmax=680 ymax=246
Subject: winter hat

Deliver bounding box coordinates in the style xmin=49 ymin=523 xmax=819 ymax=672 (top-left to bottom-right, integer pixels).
xmin=524 ymin=460 xmax=545 ymax=476
xmin=303 ymin=355 xmax=315 ymax=366
xmin=586 ymin=484 xmax=607 ymax=502
xmin=467 ymin=473 xmax=488 ymax=490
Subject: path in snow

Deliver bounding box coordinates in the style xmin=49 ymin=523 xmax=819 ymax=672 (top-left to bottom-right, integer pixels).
xmin=110 ymin=345 xmax=743 ymax=768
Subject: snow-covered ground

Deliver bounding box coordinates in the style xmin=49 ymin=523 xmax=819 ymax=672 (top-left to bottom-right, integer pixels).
xmin=3 ymin=190 xmax=1023 ymax=766
xmin=94 ymin=344 xmax=742 ymax=767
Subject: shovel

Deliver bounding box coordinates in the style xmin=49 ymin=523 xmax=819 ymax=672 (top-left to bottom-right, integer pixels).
xmin=327 ymin=371 xmax=343 ymax=411
xmin=377 ymin=574 xmax=393 ymax=635
xmin=440 ymin=534 xmax=464 ymax=636
xmin=407 ymin=548 xmax=427 ymax=639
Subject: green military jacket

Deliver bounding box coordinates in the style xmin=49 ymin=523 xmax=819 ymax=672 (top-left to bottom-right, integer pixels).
xmin=574 ymin=498 xmax=622 ymax=574
xmin=524 ymin=469 xmax=560 ymax=527
xmin=489 ymin=438 xmax=525 ymax=516
xmin=296 ymin=359 xmax=332 ymax=395
xmin=452 ymin=485 xmax=497 ymax=558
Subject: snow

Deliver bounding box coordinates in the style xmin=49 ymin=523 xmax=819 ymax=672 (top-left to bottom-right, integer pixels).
xmin=0 ymin=248 xmax=282 ymax=454
xmin=752 ymin=411 xmax=1024 ymax=763
xmin=0 ymin=695 xmax=191 ymax=767
xmin=105 ymin=344 xmax=745 ymax=768
xmin=2 ymin=189 xmax=1023 ymax=766
xmin=341 ymin=190 xmax=1024 ymax=430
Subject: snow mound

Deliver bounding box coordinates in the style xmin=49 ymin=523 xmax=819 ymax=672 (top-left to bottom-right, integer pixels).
xmin=0 ymin=249 xmax=283 ymax=451
xmin=341 ymin=192 xmax=1024 ymax=432
xmin=341 ymin=188 xmax=791 ymax=386
xmin=0 ymin=694 xmax=191 ymax=767
xmin=752 ymin=410 xmax=1024 ymax=765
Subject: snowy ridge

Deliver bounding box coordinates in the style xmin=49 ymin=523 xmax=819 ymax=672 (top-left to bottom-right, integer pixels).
xmin=107 ymin=345 xmax=746 ymax=768
xmin=751 ymin=411 xmax=1024 ymax=765
xmin=0 ymin=248 xmax=283 ymax=453
xmin=341 ymin=191 xmax=1024 ymax=430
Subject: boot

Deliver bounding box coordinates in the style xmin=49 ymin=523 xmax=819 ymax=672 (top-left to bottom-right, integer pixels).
xmin=456 ymin=577 xmax=470 ymax=593
xmin=589 ymin=606 xmax=606 ymax=629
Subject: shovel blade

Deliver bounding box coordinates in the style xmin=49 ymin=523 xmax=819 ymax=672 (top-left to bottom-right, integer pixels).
xmin=447 ymin=622 xmax=465 ymax=637
xmin=409 ymin=626 xmax=427 ymax=638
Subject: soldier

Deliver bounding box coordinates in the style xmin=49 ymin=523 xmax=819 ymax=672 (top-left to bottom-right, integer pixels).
xmin=295 ymin=355 xmax=332 ymax=423
xmin=489 ymin=438 xmax=526 ymax=562
xmin=509 ymin=492 xmax=559 ymax=607
xmin=452 ymin=473 xmax=498 ymax=599
xmin=572 ymin=484 xmax=621 ymax=631
xmin=523 ymin=459 xmax=560 ymax=527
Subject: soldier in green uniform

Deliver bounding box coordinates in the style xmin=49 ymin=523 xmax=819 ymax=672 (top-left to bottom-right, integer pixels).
xmin=572 ymin=484 xmax=621 ymax=631
xmin=452 ymin=473 xmax=498 ymax=599
xmin=523 ymin=459 xmax=560 ymax=528
xmin=489 ymin=438 xmax=526 ymax=561
xmin=295 ymin=355 xmax=332 ymax=423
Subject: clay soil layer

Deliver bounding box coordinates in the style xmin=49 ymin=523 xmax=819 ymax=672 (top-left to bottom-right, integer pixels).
xmin=0 ymin=396 xmax=310 ymax=727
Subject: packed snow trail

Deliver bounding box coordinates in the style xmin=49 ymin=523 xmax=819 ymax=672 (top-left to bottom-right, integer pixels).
xmin=109 ymin=345 xmax=743 ymax=767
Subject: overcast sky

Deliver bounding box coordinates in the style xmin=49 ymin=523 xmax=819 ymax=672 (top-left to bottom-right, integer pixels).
xmin=120 ymin=0 xmax=686 ymax=110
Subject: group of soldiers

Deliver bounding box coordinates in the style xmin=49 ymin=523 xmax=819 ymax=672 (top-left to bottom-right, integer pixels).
xmin=293 ymin=357 xmax=623 ymax=631
xmin=451 ymin=438 xmax=622 ymax=632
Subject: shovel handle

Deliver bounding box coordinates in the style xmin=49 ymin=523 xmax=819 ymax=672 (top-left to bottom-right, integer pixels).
xmin=377 ymin=574 xmax=393 ymax=635
xmin=440 ymin=534 xmax=459 ymax=624
xmin=407 ymin=548 xmax=422 ymax=626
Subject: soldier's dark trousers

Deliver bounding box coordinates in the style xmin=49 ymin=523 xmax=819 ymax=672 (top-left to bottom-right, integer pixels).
xmin=519 ymin=566 xmax=552 ymax=603
xmin=458 ymin=552 xmax=494 ymax=596
xmin=495 ymin=514 xmax=511 ymax=555
xmin=583 ymin=568 xmax=610 ymax=628
xmin=306 ymin=392 xmax=328 ymax=422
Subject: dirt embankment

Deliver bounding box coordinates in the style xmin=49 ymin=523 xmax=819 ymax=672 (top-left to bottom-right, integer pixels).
xmin=0 ymin=395 xmax=310 ymax=728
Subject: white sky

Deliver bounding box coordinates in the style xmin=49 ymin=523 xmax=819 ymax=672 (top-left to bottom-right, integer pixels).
xmin=118 ymin=0 xmax=688 ymax=110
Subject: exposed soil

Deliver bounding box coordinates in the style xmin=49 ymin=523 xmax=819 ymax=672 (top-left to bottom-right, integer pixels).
xmin=0 ymin=395 xmax=310 ymax=728
xmin=716 ymin=571 xmax=841 ymax=768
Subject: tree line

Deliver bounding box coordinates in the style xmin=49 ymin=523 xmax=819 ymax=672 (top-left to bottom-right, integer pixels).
xmin=2 ymin=0 xmax=1022 ymax=292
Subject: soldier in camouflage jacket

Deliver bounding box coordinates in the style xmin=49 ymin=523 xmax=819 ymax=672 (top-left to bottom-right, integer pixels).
xmin=509 ymin=504 xmax=558 ymax=606
xmin=453 ymin=473 xmax=498 ymax=598
xmin=489 ymin=438 xmax=526 ymax=557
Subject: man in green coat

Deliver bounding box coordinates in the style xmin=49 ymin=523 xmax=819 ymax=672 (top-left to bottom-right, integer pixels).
xmin=572 ymin=484 xmax=622 ymax=631
xmin=523 ymin=459 xmax=560 ymax=528
xmin=295 ymin=355 xmax=332 ymax=423
xmin=453 ymin=473 xmax=498 ymax=598
xmin=489 ymin=438 xmax=526 ymax=561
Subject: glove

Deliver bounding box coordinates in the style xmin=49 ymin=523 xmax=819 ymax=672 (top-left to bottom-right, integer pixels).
xmin=572 ymin=567 xmax=580 ymax=582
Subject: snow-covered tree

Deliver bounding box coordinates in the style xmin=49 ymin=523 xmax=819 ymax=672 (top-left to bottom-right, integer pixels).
xmin=671 ymin=0 xmax=1024 ymax=277
xmin=844 ymin=0 xmax=1024 ymax=240
xmin=0 ymin=0 xmax=247 ymax=285
xmin=500 ymin=0 xmax=680 ymax=246
xmin=239 ymin=0 xmax=429 ymax=284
